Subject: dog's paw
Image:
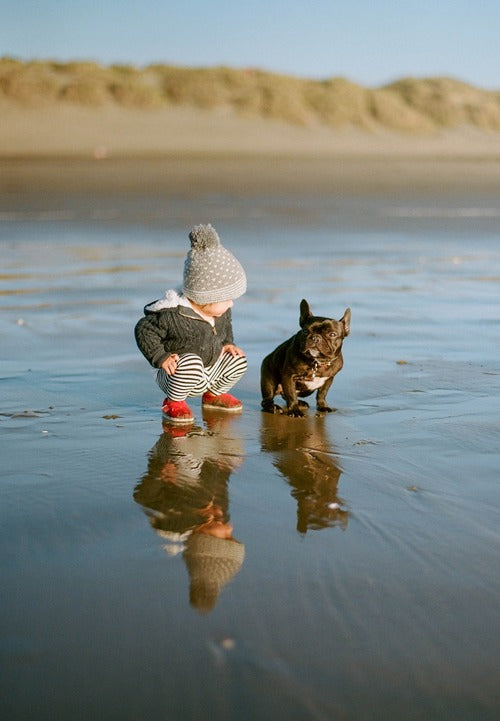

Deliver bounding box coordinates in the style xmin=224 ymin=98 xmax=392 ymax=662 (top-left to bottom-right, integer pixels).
xmin=317 ymin=405 xmax=335 ymax=414
xmin=261 ymin=401 xmax=284 ymax=415
xmin=287 ymin=406 xmax=306 ymax=418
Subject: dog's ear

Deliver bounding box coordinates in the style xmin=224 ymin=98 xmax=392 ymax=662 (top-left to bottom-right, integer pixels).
xmin=299 ymin=299 xmax=312 ymax=327
xmin=341 ymin=308 xmax=351 ymax=336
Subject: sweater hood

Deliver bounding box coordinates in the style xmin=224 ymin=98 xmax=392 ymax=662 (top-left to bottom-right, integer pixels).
xmin=144 ymin=289 xmax=192 ymax=313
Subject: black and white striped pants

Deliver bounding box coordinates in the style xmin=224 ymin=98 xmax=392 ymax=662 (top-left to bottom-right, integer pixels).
xmin=156 ymin=352 xmax=247 ymax=401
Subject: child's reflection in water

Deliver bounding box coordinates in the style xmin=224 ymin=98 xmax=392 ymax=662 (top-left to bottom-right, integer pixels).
xmin=134 ymin=415 xmax=245 ymax=613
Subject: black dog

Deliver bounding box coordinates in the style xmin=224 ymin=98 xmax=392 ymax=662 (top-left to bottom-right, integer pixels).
xmin=261 ymin=299 xmax=350 ymax=416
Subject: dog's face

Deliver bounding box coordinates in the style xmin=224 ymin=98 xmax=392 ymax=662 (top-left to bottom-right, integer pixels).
xmin=299 ymin=299 xmax=351 ymax=360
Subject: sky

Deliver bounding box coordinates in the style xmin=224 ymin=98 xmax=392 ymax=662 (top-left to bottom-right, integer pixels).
xmin=1 ymin=0 xmax=499 ymax=89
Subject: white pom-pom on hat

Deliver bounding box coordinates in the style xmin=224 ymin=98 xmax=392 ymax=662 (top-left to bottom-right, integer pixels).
xmin=189 ymin=223 xmax=220 ymax=250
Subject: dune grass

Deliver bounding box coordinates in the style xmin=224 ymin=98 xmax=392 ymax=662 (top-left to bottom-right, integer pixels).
xmin=1 ymin=57 xmax=500 ymax=133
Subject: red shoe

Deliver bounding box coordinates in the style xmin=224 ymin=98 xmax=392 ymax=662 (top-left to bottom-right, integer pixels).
xmin=161 ymin=399 xmax=194 ymax=424
xmin=202 ymin=391 xmax=243 ymax=412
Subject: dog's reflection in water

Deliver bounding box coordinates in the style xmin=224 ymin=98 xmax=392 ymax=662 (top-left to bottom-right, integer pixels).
xmin=134 ymin=414 xmax=245 ymax=613
xmin=260 ymin=413 xmax=349 ymax=533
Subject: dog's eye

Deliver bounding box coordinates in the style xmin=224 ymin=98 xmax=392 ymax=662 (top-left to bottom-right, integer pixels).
xmin=329 ymin=331 xmax=337 ymax=338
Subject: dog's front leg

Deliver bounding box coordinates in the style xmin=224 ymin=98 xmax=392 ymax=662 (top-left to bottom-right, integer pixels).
xmin=282 ymin=375 xmax=304 ymax=417
xmin=316 ymin=377 xmax=335 ymax=412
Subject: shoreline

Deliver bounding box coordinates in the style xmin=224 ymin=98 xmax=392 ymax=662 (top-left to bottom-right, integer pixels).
xmin=2 ymin=154 xmax=500 ymax=198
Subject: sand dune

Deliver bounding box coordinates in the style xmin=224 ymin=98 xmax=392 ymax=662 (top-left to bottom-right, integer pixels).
xmin=2 ymin=58 xmax=500 ymax=158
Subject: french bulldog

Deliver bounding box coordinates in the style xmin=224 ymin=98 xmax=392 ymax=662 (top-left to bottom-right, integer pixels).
xmin=260 ymin=299 xmax=350 ymax=416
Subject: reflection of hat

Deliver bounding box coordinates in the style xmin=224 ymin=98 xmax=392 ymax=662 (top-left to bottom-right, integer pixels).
xmin=183 ymin=533 xmax=245 ymax=613
xmin=183 ymin=224 xmax=247 ymax=304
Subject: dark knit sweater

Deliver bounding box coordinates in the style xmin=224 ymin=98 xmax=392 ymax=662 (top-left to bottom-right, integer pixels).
xmin=135 ymin=298 xmax=234 ymax=369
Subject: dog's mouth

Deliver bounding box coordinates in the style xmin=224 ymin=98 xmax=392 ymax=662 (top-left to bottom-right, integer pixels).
xmin=305 ymin=347 xmax=320 ymax=358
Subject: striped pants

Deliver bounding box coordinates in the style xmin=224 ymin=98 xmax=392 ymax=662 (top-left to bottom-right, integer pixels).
xmin=156 ymin=352 xmax=247 ymax=401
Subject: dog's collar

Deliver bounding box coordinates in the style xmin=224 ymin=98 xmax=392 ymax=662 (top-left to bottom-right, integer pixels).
xmin=313 ymin=358 xmax=333 ymax=368
xmin=302 ymin=358 xmax=333 ymax=379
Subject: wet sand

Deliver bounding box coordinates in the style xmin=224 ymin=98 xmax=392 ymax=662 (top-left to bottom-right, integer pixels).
xmin=4 ymin=154 xmax=500 ymax=195
xmin=1 ymin=158 xmax=499 ymax=721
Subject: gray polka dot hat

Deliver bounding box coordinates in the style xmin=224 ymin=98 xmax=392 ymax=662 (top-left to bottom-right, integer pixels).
xmin=183 ymin=224 xmax=247 ymax=304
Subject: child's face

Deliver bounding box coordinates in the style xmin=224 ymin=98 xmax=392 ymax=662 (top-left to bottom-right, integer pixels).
xmin=199 ymin=299 xmax=233 ymax=317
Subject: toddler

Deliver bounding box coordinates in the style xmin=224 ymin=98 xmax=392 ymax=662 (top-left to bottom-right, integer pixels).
xmin=135 ymin=224 xmax=247 ymax=424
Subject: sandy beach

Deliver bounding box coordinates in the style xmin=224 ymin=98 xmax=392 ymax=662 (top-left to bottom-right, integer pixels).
xmin=3 ymin=96 xmax=500 ymax=160
xmin=1 ymin=152 xmax=499 ymax=721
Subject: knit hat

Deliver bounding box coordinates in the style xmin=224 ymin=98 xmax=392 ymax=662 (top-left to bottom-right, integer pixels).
xmin=183 ymin=533 xmax=245 ymax=613
xmin=183 ymin=224 xmax=247 ymax=304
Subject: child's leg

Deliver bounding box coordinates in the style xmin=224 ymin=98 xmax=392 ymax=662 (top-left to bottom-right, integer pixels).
xmin=156 ymin=353 xmax=208 ymax=400
xmin=204 ymin=352 xmax=247 ymax=395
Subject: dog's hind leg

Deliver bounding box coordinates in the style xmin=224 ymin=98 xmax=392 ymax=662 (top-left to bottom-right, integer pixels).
xmin=260 ymin=376 xmax=283 ymax=414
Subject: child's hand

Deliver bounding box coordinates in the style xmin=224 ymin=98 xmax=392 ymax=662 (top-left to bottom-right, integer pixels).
xmin=222 ymin=344 xmax=245 ymax=357
xmin=161 ymin=353 xmax=179 ymax=375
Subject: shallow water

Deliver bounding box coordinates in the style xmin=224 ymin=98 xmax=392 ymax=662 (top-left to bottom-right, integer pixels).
xmin=1 ymin=160 xmax=499 ymax=721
